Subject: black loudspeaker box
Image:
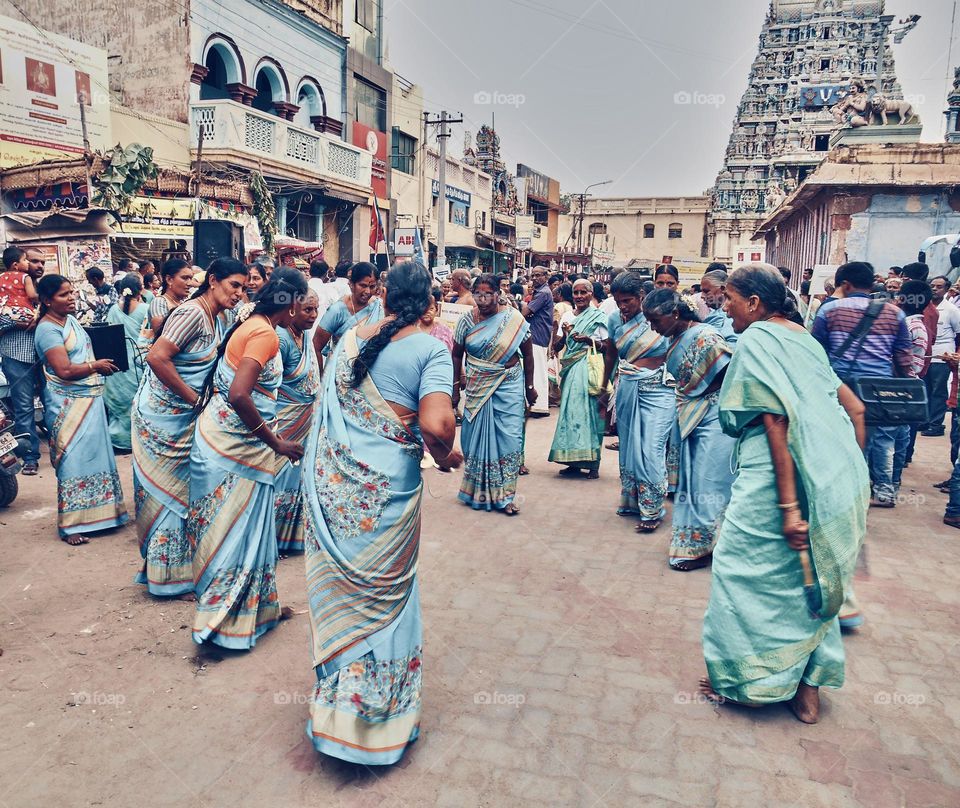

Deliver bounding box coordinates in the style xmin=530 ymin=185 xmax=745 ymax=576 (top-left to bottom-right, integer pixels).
xmin=194 ymin=220 xmax=245 ymax=268
xmin=85 ymin=323 xmax=129 ymax=372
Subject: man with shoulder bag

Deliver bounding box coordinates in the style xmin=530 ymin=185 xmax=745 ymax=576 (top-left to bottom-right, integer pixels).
xmin=812 ymin=261 xmax=921 ymax=509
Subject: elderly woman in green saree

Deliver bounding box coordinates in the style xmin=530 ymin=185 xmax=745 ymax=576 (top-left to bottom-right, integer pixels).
xmin=548 ymin=278 xmax=608 ymax=478
xmin=699 ymin=264 xmax=868 ymax=724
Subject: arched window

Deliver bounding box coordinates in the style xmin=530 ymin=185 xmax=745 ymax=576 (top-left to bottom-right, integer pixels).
xmin=293 ymin=80 xmax=325 ymax=129
xmin=643 ymin=223 xmax=655 ymax=238
xmin=668 ymin=222 xmax=682 ymax=239
xmin=588 ymin=223 xmax=607 ymax=238
xmin=200 ymin=38 xmax=243 ymax=100
xmin=252 ymin=61 xmax=288 ymax=115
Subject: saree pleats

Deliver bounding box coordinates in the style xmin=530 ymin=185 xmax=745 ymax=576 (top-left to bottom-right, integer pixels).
xmin=704 ymin=322 xmax=868 ymax=703
xmin=617 ymin=367 xmax=675 ymax=519
xmin=189 ymin=352 xmax=283 ymax=650
xmin=41 ymin=320 xmax=128 ymax=538
xmin=302 ymin=331 xmax=425 ymax=765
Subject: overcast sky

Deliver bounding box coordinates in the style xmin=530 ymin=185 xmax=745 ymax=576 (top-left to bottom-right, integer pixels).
xmin=386 ymin=0 xmax=959 ymax=197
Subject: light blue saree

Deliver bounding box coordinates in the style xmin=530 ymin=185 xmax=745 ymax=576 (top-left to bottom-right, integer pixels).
xmin=455 ymin=307 xmax=530 ymax=510
xmin=35 ymin=317 xmax=129 ymax=539
xmin=104 ymin=302 xmax=148 ymax=450
xmin=132 ymin=302 xmax=229 ymax=596
xmin=704 ymin=322 xmax=868 ymax=702
xmin=302 ymin=330 xmax=430 ymax=765
xmin=665 ymin=323 xmax=735 ymax=568
xmin=609 ymin=311 xmax=674 ymax=521
xmin=189 ymin=333 xmax=284 ymax=650
xmin=274 ymin=327 xmax=319 ymax=554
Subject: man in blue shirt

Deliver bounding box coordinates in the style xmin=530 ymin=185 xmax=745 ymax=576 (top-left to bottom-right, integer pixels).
xmin=812 ymin=261 xmax=915 ymax=507
xmin=522 ymin=265 xmax=554 ymax=416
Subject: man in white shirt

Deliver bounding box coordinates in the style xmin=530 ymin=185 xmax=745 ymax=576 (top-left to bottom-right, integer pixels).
xmin=308 ymin=260 xmax=334 ymax=318
xmin=922 ymin=275 xmax=960 ymax=436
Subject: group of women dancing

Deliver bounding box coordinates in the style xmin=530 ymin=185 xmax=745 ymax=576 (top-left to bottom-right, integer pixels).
xmin=29 ymin=254 xmax=868 ymax=766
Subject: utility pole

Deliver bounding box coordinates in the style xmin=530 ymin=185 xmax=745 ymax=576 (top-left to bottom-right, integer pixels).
xmin=424 ymin=111 xmax=463 ymax=271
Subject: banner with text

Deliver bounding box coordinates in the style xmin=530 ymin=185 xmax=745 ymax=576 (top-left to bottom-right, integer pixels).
xmin=0 ymin=13 xmax=111 ymax=168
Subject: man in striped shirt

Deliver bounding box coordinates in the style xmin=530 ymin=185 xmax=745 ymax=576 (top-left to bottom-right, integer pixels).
xmin=812 ymin=261 xmax=915 ymax=507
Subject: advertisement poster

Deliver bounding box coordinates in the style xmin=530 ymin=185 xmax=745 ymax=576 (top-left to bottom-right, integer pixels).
xmin=352 ymin=122 xmax=388 ymax=199
xmin=121 ymin=197 xmax=195 ymax=239
xmin=0 ymin=13 xmax=111 ymax=168
xmin=66 ymin=237 xmax=112 ymax=282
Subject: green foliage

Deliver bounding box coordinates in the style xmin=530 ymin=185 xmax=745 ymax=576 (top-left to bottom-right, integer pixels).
xmin=249 ymin=171 xmax=278 ymax=256
xmin=90 ymin=143 xmax=160 ymax=214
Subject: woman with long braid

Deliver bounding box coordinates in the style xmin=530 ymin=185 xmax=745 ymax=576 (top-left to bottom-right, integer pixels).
xmin=302 ymin=261 xmax=460 ymax=764
xmin=189 ymin=268 xmax=307 ymax=650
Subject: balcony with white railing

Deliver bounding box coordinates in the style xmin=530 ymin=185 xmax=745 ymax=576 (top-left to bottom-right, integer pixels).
xmin=190 ymin=100 xmax=372 ymax=191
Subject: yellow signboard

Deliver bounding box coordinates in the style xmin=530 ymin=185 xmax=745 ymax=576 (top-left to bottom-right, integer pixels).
xmin=119 ymin=197 xmax=195 ymax=238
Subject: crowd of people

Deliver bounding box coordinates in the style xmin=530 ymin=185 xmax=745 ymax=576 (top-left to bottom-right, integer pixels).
xmin=1 ymin=244 xmax=955 ymax=763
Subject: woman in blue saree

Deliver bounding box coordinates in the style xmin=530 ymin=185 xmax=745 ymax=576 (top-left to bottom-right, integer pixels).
xmin=302 ymin=262 xmax=459 ymax=764
xmin=700 ymin=264 xmax=868 ymax=723
xmin=600 ymin=272 xmax=674 ymax=531
xmin=132 ymin=259 xmax=247 ymax=597
xmin=312 ymin=261 xmax=384 ymax=374
xmin=644 ymin=289 xmax=735 ymax=571
xmin=548 ymin=279 xmax=607 ymax=478
xmin=104 ymin=274 xmax=148 ymax=451
xmin=188 ymin=269 xmax=307 ymax=649
xmin=452 ymin=274 xmax=536 ymax=515
xmin=34 ymin=275 xmax=128 ymax=545
xmin=274 ymin=291 xmax=320 ymax=554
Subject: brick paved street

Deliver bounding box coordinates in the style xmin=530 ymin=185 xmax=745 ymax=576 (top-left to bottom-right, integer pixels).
xmin=1 ymin=416 xmax=958 ymax=807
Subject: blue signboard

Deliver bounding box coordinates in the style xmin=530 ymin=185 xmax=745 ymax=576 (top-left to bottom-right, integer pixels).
xmin=432 ymin=179 xmax=471 ymax=206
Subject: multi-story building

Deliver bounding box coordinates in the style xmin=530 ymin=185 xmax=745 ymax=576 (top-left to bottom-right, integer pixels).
xmin=517 ymin=163 xmax=561 ymax=264
xmin=708 ymin=0 xmax=910 ymax=262
xmin=558 ymin=196 xmax=710 ymax=274
xmin=342 ymin=0 xmax=394 ymax=261
xmin=0 ymin=0 xmax=374 ymax=262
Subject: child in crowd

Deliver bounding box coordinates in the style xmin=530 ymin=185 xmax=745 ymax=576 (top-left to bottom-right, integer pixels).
xmin=0 ymin=263 xmax=38 ymax=324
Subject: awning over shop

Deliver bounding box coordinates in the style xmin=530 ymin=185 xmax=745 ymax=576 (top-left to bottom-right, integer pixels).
xmin=1 ymin=207 xmax=116 ymax=241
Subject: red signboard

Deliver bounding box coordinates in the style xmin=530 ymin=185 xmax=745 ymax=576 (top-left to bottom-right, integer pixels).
xmin=352 ymin=122 xmax=388 ymax=198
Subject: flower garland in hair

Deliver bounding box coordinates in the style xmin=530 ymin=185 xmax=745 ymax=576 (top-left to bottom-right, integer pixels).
xmin=235 ymin=301 xmax=256 ymax=322
xmin=679 ymin=294 xmax=699 ymax=316
xmin=122 ymin=287 xmax=133 ymax=297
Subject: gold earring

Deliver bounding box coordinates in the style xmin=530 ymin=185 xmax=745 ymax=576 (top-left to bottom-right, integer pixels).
xmin=288 ymin=309 xmax=295 ymax=317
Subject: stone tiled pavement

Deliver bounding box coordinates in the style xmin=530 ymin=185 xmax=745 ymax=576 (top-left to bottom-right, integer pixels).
xmin=1 ymin=417 xmax=958 ymax=807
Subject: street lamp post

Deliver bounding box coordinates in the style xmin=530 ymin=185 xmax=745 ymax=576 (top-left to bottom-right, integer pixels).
xmin=576 ymin=180 xmax=612 ymax=260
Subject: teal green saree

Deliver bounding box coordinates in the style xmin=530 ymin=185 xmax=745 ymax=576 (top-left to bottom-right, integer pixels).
xmin=704 ymin=322 xmax=868 ymax=703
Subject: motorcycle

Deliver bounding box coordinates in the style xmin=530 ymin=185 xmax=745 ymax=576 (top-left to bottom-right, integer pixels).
xmin=0 ymin=407 xmax=26 ymax=507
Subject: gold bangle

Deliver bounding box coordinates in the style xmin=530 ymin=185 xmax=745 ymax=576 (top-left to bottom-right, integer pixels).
xmin=87 ymin=361 xmax=93 ymax=373
xmin=777 ymin=501 xmax=800 ymax=510
xmin=250 ymin=419 xmax=265 ymax=433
